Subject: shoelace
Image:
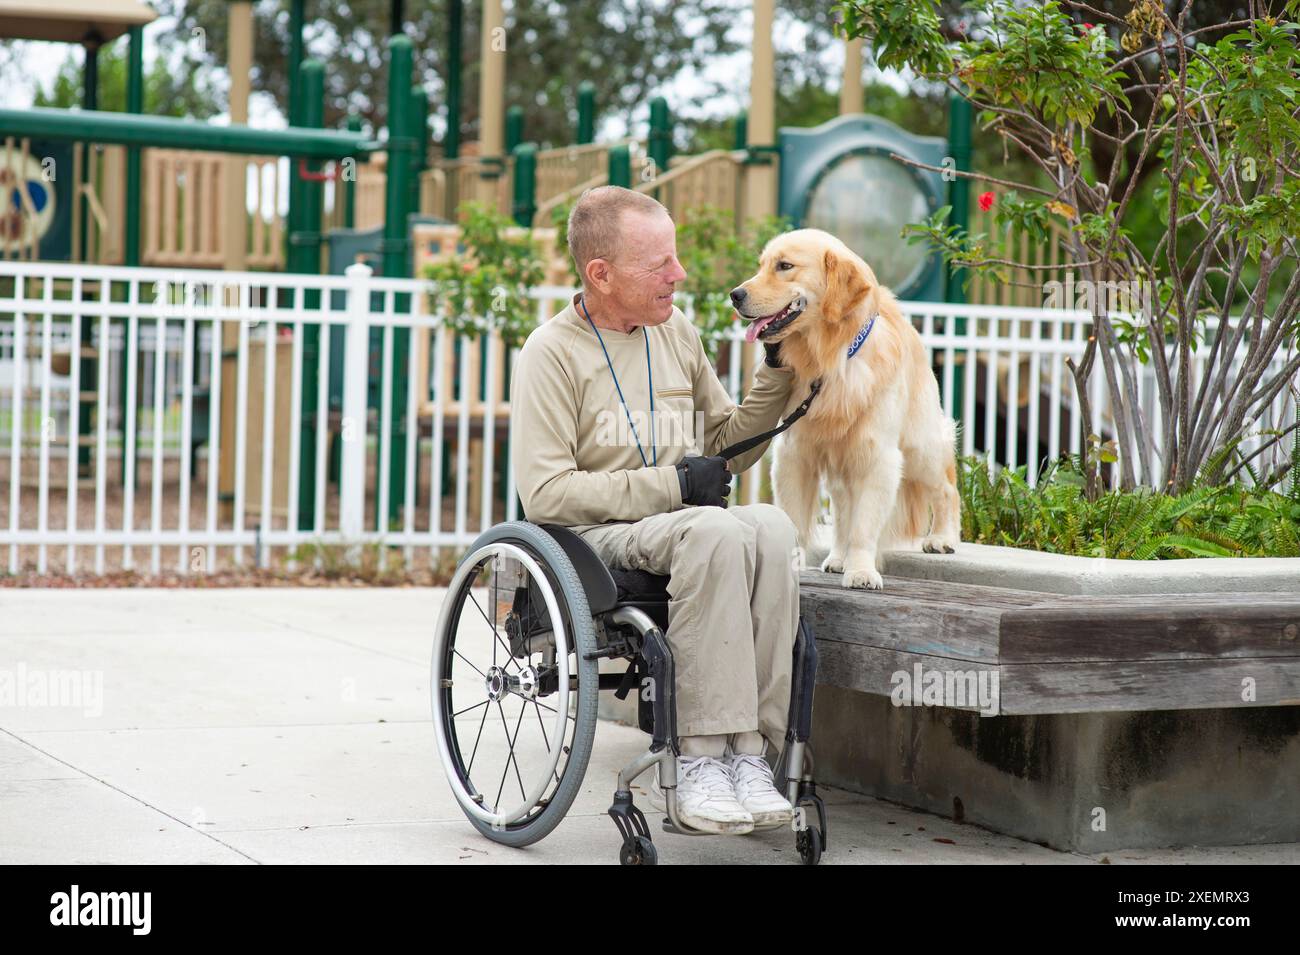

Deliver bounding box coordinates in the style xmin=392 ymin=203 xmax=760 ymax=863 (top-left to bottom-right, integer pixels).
xmin=729 ymin=754 xmax=777 ymax=797
xmin=680 ymin=756 xmax=738 ymax=796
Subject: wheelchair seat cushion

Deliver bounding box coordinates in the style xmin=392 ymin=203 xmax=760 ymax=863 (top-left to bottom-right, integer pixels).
xmin=609 ymin=566 xmax=671 ymax=603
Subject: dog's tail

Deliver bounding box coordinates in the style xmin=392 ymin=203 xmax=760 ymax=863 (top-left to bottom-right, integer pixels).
xmin=882 ymin=417 xmax=960 ymax=553
xmin=881 ymin=478 xmax=933 ymax=552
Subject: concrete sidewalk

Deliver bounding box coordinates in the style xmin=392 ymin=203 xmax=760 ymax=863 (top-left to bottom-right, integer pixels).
xmin=1 ymin=588 xmax=1295 ymax=865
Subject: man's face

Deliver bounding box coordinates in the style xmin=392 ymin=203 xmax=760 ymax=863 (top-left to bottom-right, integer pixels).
xmin=603 ymin=209 xmax=688 ymax=325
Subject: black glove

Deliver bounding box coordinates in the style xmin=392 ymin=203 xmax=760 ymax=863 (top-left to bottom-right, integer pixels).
xmin=676 ymin=455 xmax=732 ymax=507
xmin=763 ymin=340 xmax=783 ymax=368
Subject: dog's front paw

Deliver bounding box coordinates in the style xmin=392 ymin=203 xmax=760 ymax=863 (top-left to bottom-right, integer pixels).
xmin=842 ymin=566 xmax=883 ymax=590
xmin=922 ymin=536 xmax=957 ymax=555
xmin=820 ymin=552 xmax=844 ymax=574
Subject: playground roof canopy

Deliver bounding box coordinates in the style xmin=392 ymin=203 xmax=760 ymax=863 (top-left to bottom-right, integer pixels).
xmin=0 ymin=0 xmax=158 ymax=44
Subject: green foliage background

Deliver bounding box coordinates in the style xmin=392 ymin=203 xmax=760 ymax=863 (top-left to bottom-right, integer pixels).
xmin=960 ymin=452 xmax=1300 ymax=559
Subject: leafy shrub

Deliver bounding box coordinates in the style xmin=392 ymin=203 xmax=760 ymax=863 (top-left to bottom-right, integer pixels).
xmin=423 ymin=201 xmax=547 ymax=350
xmin=959 ymin=455 xmax=1300 ymax=559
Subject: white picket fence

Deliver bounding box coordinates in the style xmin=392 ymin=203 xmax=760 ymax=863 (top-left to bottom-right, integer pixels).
xmin=0 ymin=259 xmax=1295 ymax=576
xmin=0 ymin=318 xmax=212 ymax=451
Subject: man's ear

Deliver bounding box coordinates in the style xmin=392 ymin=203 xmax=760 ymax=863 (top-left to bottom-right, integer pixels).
xmin=584 ymin=257 xmax=612 ymax=293
xmin=821 ymin=250 xmax=871 ymax=322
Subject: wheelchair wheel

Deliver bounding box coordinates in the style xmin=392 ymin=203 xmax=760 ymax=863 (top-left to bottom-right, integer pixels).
xmin=797 ymin=826 xmax=822 ymax=865
xmin=619 ymin=835 xmax=657 ymax=866
xmin=431 ymin=521 xmax=599 ymax=847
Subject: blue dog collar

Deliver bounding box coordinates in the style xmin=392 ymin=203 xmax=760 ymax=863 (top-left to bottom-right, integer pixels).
xmin=846 ymin=314 xmax=877 ymax=360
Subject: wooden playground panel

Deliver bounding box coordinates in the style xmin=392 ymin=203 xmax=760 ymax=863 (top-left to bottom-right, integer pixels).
xmin=6 ymin=134 xmax=763 ymax=269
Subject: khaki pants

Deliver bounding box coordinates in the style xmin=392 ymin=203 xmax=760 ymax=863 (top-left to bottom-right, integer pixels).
xmin=577 ymin=503 xmax=800 ymax=759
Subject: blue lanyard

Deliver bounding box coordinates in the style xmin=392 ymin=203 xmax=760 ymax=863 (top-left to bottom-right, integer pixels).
xmin=579 ymin=296 xmax=656 ymax=467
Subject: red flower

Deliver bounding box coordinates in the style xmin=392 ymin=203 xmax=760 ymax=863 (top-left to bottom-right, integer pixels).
xmin=978 ymin=191 xmax=995 ymax=212
xmin=1082 ymin=22 xmax=1094 ymax=29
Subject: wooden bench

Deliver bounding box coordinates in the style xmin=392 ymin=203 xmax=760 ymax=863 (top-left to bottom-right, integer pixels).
xmin=799 ymin=571 xmax=1300 ymax=851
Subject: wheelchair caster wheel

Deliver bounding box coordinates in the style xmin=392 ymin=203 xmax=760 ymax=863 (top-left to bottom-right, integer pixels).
xmin=620 ymin=836 xmax=658 ymax=866
xmin=796 ymin=826 xmax=822 ymax=865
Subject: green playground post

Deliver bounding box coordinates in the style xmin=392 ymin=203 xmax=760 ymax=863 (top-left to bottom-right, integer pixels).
xmin=289 ymin=0 xmax=305 ymax=127
xmin=607 ymin=142 xmax=630 ymax=188
xmin=78 ymin=41 xmax=98 ymax=264
xmin=504 ymin=105 xmax=524 ymax=154
xmin=344 ymin=114 xmax=361 ymax=228
xmin=946 ymin=91 xmax=973 ymax=427
xmin=383 ymin=35 xmax=416 ymax=526
xmin=511 ymin=142 xmax=536 ymax=226
xmin=576 ymin=81 xmax=595 ymax=145
xmin=445 ymin=0 xmax=462 ymax=161
xmin=409 ymin=85 xmax=430 ymax=217
xmin=733 ymin=108 xmax=748 ymax=151
xmin=116 ymin=27 xmax=144 ymax=483
xmin=293 ymin=60 xmax=326 ymax=530
xmin=124 ymin=28 xmax=143 ymax=266
xmin=383 ymin=36 xmax=414 ymax=281
xmin=648 ymin=95 xmax=671 ymax=187
xmin=299 ymin=62 xmax=326 ymax=269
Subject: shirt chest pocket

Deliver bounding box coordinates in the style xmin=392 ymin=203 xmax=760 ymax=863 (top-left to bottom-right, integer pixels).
xmin=652 ymin=385 xmax=700 ymax=453
xmin=655 ymin=387 xmax=693 ymax=399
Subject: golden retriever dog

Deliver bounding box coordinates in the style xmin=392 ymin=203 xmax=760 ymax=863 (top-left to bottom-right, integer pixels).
xmin=731 ymin=229 xmax=960 ymax=590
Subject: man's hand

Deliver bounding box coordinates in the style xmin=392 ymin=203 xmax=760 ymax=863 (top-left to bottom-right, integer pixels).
xmin=763 ymin=340 xmax=783 ymax=368
xmin=676 ymin=455 xmax=732 ymax=507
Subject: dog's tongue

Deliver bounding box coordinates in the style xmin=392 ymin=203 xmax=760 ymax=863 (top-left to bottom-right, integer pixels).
xmin=745 ymin=314 xmax=775 ymax=343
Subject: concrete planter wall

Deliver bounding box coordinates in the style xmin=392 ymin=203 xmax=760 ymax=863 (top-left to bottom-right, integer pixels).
xmin=878 ymin=541 xmax=1300 ymax=597
xmin=806 ymin=539 xmax=1300 ymax=851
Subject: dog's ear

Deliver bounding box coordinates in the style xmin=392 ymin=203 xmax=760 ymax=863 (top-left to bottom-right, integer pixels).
xmin=821 ymin=250 xmax=872 ymax=322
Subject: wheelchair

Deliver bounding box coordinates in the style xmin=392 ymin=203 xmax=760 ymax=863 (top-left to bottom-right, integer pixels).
xmin=429 ymin=519 xmax=827 ymax=865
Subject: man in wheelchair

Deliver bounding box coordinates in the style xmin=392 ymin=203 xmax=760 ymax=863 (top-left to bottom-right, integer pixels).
xmin=509 ymin=186 xmax=802 ymax=835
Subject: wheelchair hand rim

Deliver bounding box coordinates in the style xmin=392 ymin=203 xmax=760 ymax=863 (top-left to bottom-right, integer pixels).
xmin=431 ymin=540 xmax=573 ymax=828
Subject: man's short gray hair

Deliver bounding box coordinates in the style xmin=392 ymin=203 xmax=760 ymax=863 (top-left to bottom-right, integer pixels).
xmin=567 ymin=186 xmax=669 ymax=286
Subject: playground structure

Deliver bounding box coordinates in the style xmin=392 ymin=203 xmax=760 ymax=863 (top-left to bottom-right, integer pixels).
xmin=0 ymin=0 xmax=1113 ymax=575
xmin=0 ymin=1 xmax=1002 ymax=266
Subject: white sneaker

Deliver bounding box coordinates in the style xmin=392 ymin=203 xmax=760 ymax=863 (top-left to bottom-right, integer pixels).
xmin=725 ymin=752 xmax=795 ymax=830
xmin=647 ymin=756 xmax=755 ymax=835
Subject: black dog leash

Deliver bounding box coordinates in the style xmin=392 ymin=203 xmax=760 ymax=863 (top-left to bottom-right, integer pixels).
xmin=717 ymin=378 xmax=823 ymax=461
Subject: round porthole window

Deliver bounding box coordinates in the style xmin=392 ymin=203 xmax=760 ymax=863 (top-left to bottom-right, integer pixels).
xmin=803 ymin=151 xmax=934 ymax=296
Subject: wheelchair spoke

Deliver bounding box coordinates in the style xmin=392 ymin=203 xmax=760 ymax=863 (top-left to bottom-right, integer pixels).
xmin=466 ymin=693 xmax=491 ymax=778
xmin=530 ymin=700 xmax=563 ymax=788
xmin=452 ymin=647 xmax=487 ymax=679
xmin=453 ymin=698 xmax=490 ymax=719
xmin=468 ymin=590 xmax=520 ymax=673
xmin=495 ymin=699 xmax=528 ymax=810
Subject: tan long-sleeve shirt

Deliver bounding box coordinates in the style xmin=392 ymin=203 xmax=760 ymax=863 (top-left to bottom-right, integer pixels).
xmin=510 ymin=295 xmax=797 ymax=532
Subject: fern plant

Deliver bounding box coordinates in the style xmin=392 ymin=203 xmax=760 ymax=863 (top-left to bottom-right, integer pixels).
xmin=958 ymin=455 xmax=1300 ymax=559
